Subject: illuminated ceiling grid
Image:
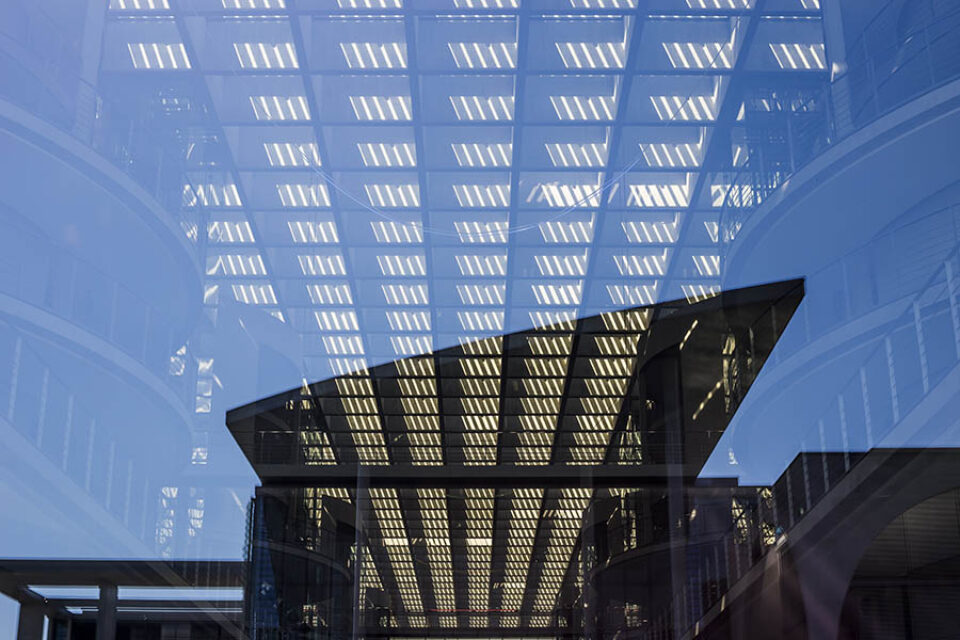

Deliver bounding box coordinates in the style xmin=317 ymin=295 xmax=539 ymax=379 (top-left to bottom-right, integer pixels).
xmin=102 ymin=0 xmax=827 ymax=380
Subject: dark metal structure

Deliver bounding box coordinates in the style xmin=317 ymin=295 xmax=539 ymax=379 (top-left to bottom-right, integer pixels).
xmin=227 ymin=279 xmax=804 ymax=638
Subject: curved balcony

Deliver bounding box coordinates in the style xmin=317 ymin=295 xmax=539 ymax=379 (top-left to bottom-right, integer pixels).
xmin=0 ymin=1 xmax=204 ymax=552
xmin=720 ymin=1 xmax=960 ymax=287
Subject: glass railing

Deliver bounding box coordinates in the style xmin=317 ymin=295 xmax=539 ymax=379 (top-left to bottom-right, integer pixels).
xmin=0 ymin=210 xmax=195 ymax=403
xmin=719 ymin=2 xmax=960 ymax=249
xmin=0 ymin=1 xmax=194 ymax=215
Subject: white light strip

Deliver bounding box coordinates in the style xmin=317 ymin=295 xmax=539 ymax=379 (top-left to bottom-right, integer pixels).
xmin=662 ymin=42 xmax=734 ymax=69
xmin=556 ymin=41 xmax=626 ymax=69
xmin=549 ymin=95 xmax=616 ymax=121
xmin=451 ymin=143 xmax=512 ymax=167
xmin=250 ymin=95 xmax=310 ymax=121
xmin=769 ymin=43 xmax=827 ymax=70
xmin=233 ymin=42 xmax=298 ymax=69
xmin=264 ymin=142 xmax=321 ymax=167
xmin=357 ymin=142 xmax=417 ymax=167
xmin=365 ymin=184 xmax=421 ymax=208
xmin=340 ymin=42 xmax=408 ymax=69
xmin=448 ymin=42 xmax=518 ymax=69
xmin=277 ymin=183 xmax=331 ymax=207
xmin=450 ymin=95 xmax=515 ymax=121
xmin=350 ymin=95 xmax=412 ymax=121
xmin=127 ymin=43 xmax=190 ymax=69
xmin=453 ymin=184 xmax=511 ymax=208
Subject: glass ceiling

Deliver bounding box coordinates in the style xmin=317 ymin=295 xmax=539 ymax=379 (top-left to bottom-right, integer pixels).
xmin=99 ymin=0 xmax=827 ymax=381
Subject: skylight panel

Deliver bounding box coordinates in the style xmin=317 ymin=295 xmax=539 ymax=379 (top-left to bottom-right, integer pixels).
xmin=456 ymin=254 xmax=507 ymax=276
xmin=357 ymin=143 xmax=417 ymax=167
xmin=769 ymin=43 xmax=827 ymax=70
xmin=685 ymin=0 xmax=751 ymax=8
xmin=650 ymin=95 xmax=718 ymax=121
xmin=628 ymin=183 xmax=690 ymax=208
xmin=535 ymin=253 xmax=588 ymax=277
xmin=288 ymin=220 xmax=340 ymax=243
xmin=682 ymin=283 xmax=721 ymax=303
xmin=550 ymin=95 xmax=616 ymax=121
xmin=455 ymin=221 xmax=509 ymax=243
xmin=601 ymin=308 xmax=650 ymax=331
xmin=556 ymin=42 xmax=626 ymax=69
xmin=338 ymin=0 xmax=401 ymax=7
xmin=621 ymin=217 xmax=679 ymax=243
xmin=349 ymin=96 xmax=412 ymax=121
xmin=371 ymin=221 xmax=424 ymax=243
xmin=264 ymin=142 xmax=321 ymax=167
xmin=223 ymin=0 xmax=286 ymax=8
xmin=382 ymin=284 xmax=429 ymax=305
xmin=537 ymin=183 xmax=601 ymax=208
xmin=453 ymin=184 xmax=510 ymax=208
xmin=391 ymin=335 xmax=433 ymax=356
xmin=459 ymin=358 xmax=501 ymax=377
xmin=386 ymin=311 xmax=431 ymax=331
xmin=692 ymin=254 xmax=721 ymax=276
xmin=663 ymin=42 xmax=734 ymax=69
xmin=365 ymin=184 xmax=420 ymax=208
xmin=539 ymin=219 xmax=594 ymax=244
xmin=298 ymin=254 xmax=347 ymax=275
xmin=377 ymin=254 xmax=427 ymax=276
xmin=340 ymin=42 xmax=408 ymax=69
xmin=232 ymin=283 xmax=277 ymax=305
xmin=250 ymin=95 xmax=310 ymax=121
xmin=569 ymin=0 xmax=637 ymax=6
xmin=182 ymin=183 xmax=242 ymax=207
xmin=545 ymin=142 xmax=608 ymax=168
xmin=314 ymin=310 xmax=359 ymax=331
xmin=607 ymin=283 xmax=659 ymax=306
xmin=110 ymin=0 xmax=170 ymax=9
xmin=207 ymin=254 xmax=267 ymax=276
xmin=307 ymin=283 xmax=354 ymax=304
xmin=459 ymin=336 xmax=502 ymax=356
xmin=277 ymin=183 xmax=331 ymax=207
xmin=127 ymin=43 xmax=190 ymax=69
xmin=451 ymin=143 xmax=512 ymax=168
xmin=640 ymin=140 xmax=704 ymax=168
xmin=396 ymin=357 xmax=435 ymax=377
xmin=532 ymin=283 xmax=583 ymax=306
xmin=323 ymin=335 xmax=365 ymax=355
xmin=527 ymin=335 xmax=573 ymax=355
xmin=454 ymin=0 xmax=519 ymax=7
xmin=613 ymin=251 xmax=669 ymax=276
xmin=208 ymin=220 xmax=255 ymax=243
xmin=457 ymin=284 xmax=506 ymax=305
xmin=458 ymin=311 xmax=504 ymax=331
xmin=234 ymin=42 xmax=298 ymax=69
xmin=448 ymin=42 xmax=518 ymax=69
xmin=450 ymin=96 xmax=515 ymax=121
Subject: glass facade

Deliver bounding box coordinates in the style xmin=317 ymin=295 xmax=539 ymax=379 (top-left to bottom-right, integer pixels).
xmin=2 ymin=0 xmax=960 ymax=638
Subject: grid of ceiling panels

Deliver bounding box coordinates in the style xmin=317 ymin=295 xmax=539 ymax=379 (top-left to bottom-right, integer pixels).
xmin=322 ymin=485 xmax=607 ymax=632
xmin=300 ymin=307 xmax=650 ymax=466
xmin=101 ymin=0 xmax=828 ymax=381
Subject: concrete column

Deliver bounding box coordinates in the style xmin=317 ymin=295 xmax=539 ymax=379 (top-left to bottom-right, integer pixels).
xmin=16 ymin=601 xmax=44 ymax=640
xmin=96 ymin=584 xmax=117 ymax=640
